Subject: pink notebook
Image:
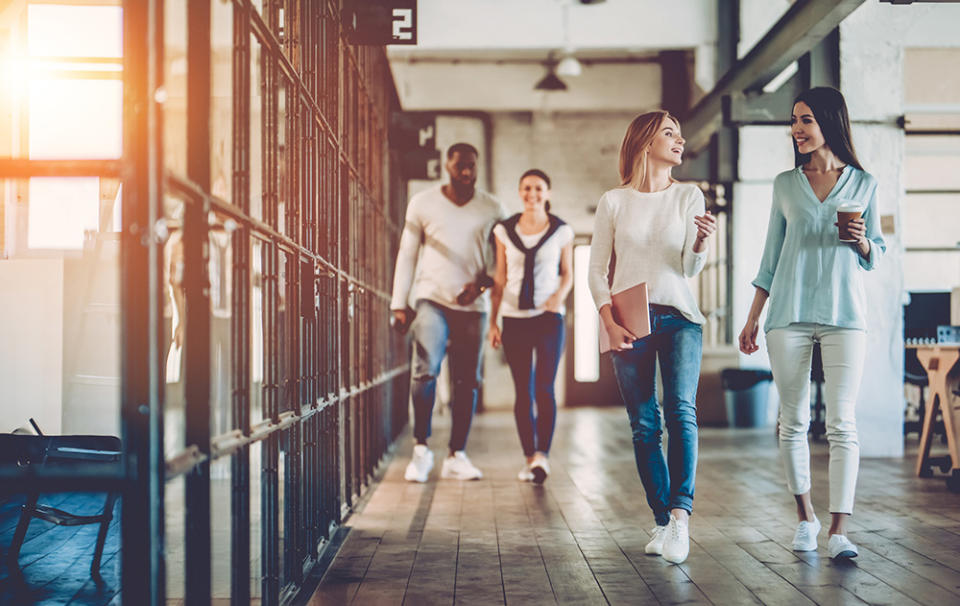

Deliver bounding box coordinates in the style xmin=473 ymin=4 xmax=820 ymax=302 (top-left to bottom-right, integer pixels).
xmin=599 ymin=282 xmax=651 ymax=353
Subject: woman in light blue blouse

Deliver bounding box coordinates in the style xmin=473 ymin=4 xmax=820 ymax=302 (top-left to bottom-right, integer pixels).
xmin=739 ymin=87 xmax=885 ymax=561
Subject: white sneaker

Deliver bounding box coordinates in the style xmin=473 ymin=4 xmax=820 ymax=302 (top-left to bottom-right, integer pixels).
xmin=530 ymin=454 xmax=550 ymax=484
xmin=517 ymin=465 xmax=534 ymax=482
xmin=440 ymin=451 xmax=483 ymax=480
xmin=828 ymin=534 xmax=859 ymax=559
xmin=662 ymin=514 xmax=690 ymax=564
xmin=404 ymin=444 xmax=433 ymax=483
xmin=645 ymin=525 xmax=667 ymax=555
xmin=792 ymin=517 xmax=821 ymax=552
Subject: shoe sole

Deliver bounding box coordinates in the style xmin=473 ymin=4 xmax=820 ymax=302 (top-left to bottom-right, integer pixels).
xmin=662 ymin=553 xmax=688 ymax=564
xmin=644 ymin=546 xmax=662 ymax=555
xmin=440 ymin=471 xmax=482 ymax=480
xmin=793 ymin=544 xmax=818 ymax=551
xmin=832 ymin=550 xmax=857 ymax=559
xmin=531 ymin=467 xmax=547 ymax=484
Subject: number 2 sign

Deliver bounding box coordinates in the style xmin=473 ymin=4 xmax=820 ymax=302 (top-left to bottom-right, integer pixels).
xmin=345 ymin=1 xmax=417 ymax=46
xmin=392 ymin=8 xmax=414 ymax=42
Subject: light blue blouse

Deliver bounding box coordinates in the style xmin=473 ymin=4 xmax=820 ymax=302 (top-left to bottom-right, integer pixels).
xmin=752 ymin=165 xmax=886 ymax=332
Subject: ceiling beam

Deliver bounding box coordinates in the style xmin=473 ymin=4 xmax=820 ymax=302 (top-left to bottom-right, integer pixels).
xmin=682 ymin=0 xmax=865 ymax=153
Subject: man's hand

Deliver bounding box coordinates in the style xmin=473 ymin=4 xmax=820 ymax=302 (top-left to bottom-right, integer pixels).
xmin=457 ymin=274 xmax=494 ymax=306
xmin=391 ymin=308 xmax=415 ymax=334
xmin=488 ymin=324 xmax=502 ymax=349
xmin=456 ymin=281 xmax=482 ymax=306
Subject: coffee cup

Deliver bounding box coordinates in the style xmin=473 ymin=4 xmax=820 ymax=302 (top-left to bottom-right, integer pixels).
xmin=837 ymin=204 xmax=863 ymax=242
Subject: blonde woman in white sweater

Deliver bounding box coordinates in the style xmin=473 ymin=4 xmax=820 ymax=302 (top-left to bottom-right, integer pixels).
xmin=588 ymin=110 xmax=716 ymax=564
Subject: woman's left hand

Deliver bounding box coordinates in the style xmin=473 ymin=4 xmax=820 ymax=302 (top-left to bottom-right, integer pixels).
xmin=845 ymin=218 xmax=867 ymax=244
xmin=694 ymin=211 xmax=717 ymax=242
xmin=844 ymin=218 xmax=870 ymax=256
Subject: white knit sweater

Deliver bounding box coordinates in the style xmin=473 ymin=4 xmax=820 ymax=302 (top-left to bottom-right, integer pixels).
xmin=588 ymin=182 xmax=708 ymax=324
xmin=390 ymin=184 xmax=506 ymax=312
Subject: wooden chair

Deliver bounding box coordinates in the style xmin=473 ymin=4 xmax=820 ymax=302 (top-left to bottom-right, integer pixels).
xmin=1 ymin=424 xmax=121 ymax=580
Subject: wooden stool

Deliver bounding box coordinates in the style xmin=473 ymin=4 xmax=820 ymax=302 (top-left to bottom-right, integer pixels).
xmin=910 ymin=344 xmax=960 ymax=492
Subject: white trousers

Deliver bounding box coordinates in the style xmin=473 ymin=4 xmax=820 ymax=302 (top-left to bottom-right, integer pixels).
xmin=766 ymin=323 xmax=866 ymax=514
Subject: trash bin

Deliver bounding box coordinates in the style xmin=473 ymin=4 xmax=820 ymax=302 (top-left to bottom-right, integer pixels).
xmin=721 ymin=368 xmax=774 ymax=428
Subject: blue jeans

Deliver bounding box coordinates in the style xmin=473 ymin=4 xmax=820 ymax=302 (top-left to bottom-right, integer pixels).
xmin=611 ymin=304 xmax=702 ymax=526
xmin=410 ymin=300 xmax=486 ymax=451
xmin=501 ymin=312 xmax=565 ymax=456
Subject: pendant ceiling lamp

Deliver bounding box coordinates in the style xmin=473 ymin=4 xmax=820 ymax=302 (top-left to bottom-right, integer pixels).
xmin=534 ymin=66 xmax=567 ymax=91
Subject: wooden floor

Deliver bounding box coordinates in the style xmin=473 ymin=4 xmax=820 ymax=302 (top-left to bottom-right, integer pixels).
xmin=0 ymin=492 xmax=121 ymax=605
xmin=309 ymin=407 xmax=960 ymax=606
xmin=3 ymin=406 xmax=959 ymax=605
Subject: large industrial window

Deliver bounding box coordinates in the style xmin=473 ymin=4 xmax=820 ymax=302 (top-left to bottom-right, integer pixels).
xmin=903 ymin=48 xmax=960 ymax=291
xmin=697 ymin=184 xmax=732 ymax=347
xmin=0 ymin=2 xmax=409 ymax=605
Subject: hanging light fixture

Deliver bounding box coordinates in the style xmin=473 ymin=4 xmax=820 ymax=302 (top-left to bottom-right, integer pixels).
xmin=534 ymin=64 xmax=567 ymax=91
xmin=556 ymin=55 xmax=582 ymax=77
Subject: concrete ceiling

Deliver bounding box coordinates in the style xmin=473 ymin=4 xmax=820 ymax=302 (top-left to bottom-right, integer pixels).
xmin=387 ymin=0 xmax=718 ymax=112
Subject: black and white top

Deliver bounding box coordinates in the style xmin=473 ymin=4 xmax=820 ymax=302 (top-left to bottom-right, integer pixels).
xmin=493 ymin=215 xmax=574 ymax=318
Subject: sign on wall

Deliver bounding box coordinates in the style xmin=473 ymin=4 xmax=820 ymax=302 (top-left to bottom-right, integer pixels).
xmin=391 ymin=112 xmax=440 ymax=180
xmin=344 ymin=0 xmax=417 ymax=46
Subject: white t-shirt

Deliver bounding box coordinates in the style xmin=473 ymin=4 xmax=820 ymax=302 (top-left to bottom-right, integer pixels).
xmin=587 ymin=182 xmax=708 ymax=324
xmin=391 ymin=184 xmax=506 ymax=312
xmin=493 ymin=220 xmax=574 ymax=318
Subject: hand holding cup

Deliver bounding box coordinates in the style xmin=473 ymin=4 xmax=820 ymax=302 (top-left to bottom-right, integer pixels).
xmin=836 ymin=204 xmax=863 ymax=242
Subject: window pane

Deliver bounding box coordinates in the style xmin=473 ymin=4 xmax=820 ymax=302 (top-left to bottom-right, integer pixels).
xmin=165 ymin=0 xmax=188 ymax=175
xmin=29 ymin=79 xmax=122 ymax=159
xmin=251 ymin=34 xmax=263 ymax=221
xmin=904 ymin=193 xmax=960 ymax=249
xmin=904 ymin=252 xmax=960 ymax=291
xmin=28 ymin=177 xmax=100 ymax=249
xmin=210 ymin=214 xmax=234 ymax=435
xmin=28 ymin=5 xmax=122 ymax=58
xmin=211 ymin=0 xmax=233 ymax=202
xmin=573 ymin=244 xmax=599 ymax=382
xmin=252 ymin=238 xmax=265 ymax=425
xmin=165 ymin=195 xmax=186 ymax=455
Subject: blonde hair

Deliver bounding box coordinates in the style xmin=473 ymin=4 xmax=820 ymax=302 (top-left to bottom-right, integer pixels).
xmin=618 ymin=110 xmax=679 ymax=188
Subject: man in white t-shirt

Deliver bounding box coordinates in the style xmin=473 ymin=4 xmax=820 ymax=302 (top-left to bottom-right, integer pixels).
xmin=390 ymin=143 xmax=506 ymax=482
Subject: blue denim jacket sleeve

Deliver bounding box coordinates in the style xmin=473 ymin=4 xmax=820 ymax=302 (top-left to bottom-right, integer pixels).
xmin=752 ymin=177 xmax=787 ymax=293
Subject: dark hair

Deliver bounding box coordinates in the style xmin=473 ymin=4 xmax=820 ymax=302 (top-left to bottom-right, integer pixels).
xmin=519 ymin=168 xmax=552 ymax=213
xmin=793 ymin=87 xmax=863 ymax=170
xmin=447 ymin=142 xmax=479 ymax=159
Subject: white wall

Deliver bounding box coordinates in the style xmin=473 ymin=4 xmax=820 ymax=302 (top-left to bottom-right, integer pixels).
xmin=490 ymin=111 xmax=634 ymax=233
xmin=732 ymin=127 xmax=794 ymax=372
xmin=389 ymin=61 xmax=661 ymax=113
xmin=403 ymin=0 xmax=715 ymax=51
xmin=0 ymin=259 xmax=64 ymax=433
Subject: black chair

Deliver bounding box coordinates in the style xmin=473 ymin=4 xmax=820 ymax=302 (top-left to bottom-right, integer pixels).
xmin=1 ymin=426 xmax=121 ymax=580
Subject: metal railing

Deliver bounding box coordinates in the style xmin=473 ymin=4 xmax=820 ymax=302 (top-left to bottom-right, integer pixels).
xmin=1 ymin=1 xmax=409 ymax=604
